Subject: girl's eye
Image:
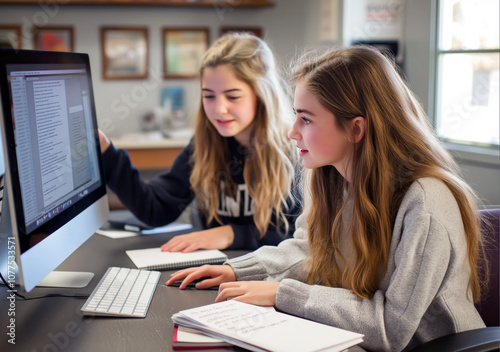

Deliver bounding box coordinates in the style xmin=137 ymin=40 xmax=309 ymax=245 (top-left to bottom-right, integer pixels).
xmin=202 ymin=95 xmax=215 ymax=99
xmin=301 ymin=117 xmax=311 ymax=125
xmin=228 ymin=96 xmax=240 ymax=101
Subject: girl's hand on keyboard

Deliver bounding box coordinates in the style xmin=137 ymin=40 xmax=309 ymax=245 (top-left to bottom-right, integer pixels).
xmin=165 ymin=265 xmax=236 ymax=290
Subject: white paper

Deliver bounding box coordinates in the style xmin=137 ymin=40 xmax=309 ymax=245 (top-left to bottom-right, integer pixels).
xmin=177 ymin=326 xmax=226 ymax=344
xmin=172 ymin=301 xmax=364 ymax=352
xmin=96 ymin=222 xmax=192 ymax=239
xmin=95 ymin=229 xmax=139 ymax=239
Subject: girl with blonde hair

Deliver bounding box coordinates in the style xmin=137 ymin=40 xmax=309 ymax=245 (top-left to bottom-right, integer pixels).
xmin=167 ymin=46 xmax=487 ymax=351
xmin=100 ymin=32 xmax=300 ymax=252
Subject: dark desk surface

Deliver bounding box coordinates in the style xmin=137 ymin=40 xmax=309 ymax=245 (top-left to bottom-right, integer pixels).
xmin=0 ymin=227 xmax=365 ymax=352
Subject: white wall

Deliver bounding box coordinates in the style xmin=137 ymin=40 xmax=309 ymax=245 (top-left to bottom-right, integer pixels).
xmin=0 ymin=0 xmax=332 ymax=137
xmin=342 ymin=0 xmax=405 ymax=64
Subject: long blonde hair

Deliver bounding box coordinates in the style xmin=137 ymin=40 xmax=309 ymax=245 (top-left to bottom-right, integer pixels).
xmin=291 ymin=46 xmax=484 ymax=301
xmin=190 ymin=33 xmax=298 ymax=237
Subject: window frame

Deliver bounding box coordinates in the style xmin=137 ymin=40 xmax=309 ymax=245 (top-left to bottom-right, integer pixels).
xmin=432 ymin=0 xmax=499 ymax=153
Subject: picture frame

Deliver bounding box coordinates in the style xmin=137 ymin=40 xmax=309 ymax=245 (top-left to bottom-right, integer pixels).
xmin=33 ymin=26 xmax=74 ymax=52
xmin=220 ymin=27 xmax=262 ymax=38
xmin=162 ymin=27 xmax=209 ymax=79
xmin=101 ymin=26 xmax=149 ymax=80
xmin=0 ymin=25 xmax=22 ymax=49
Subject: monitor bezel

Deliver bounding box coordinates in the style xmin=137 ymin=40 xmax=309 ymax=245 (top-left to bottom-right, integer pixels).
xmin=0 ymin=48 xmax=108 ymax=292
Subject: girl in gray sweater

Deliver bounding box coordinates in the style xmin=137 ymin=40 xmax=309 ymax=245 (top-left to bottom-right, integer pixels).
xmin=166 ymin=46 xmax=487 ymax=351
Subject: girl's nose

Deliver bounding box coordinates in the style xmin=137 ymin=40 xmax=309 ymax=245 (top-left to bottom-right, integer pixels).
xmin=215 ymin=97 xmax=228 ymax=115
xmin=288 ymin=119 xmax=301 ymax=140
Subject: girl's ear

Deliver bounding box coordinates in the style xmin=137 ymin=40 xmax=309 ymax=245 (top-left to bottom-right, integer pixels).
xmin=351 ymin=116 xmax=366 ymax=143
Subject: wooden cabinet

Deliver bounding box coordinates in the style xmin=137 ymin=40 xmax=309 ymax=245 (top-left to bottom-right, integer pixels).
xmin=111 ymin=137 xmax=189 ymax=170
xmin=0 ymin=0 xmax=274 ymax=7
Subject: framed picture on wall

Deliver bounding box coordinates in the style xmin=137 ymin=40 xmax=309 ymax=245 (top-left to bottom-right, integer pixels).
xmin=0 ymin=25 xmax=22 ymax=49
xmin=101 ymin=26 xmax=149 ymax=80
xmin=33 ymin=26 xmax=74 ymax=52
xmin=162 ymin=27 xmax=209 ymax=79
xmin=220 ymin=27 xmax=262 ymax=38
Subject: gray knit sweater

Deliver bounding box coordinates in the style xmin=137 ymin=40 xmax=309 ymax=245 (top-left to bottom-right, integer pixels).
xmin=226 ymin=178 xmax=485 ymax=351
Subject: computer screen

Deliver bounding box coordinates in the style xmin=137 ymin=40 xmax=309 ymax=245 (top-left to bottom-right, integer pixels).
xmin=0 ymin=48 xmax=108 ymax=292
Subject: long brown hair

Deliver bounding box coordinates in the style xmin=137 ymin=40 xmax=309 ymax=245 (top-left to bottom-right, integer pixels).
xmin=190 ymin=33 xmax=298 ymax=237
xmin=291 ymin=46 xmax=484 ymax=301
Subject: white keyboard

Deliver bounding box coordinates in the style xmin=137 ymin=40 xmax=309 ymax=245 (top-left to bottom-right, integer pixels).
xmin=81 ymin=267 xmax=160 ymax=318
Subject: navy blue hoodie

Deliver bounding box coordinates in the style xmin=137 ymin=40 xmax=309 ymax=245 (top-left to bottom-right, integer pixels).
xmin=102 ymin=137 xmax=301 ymax=250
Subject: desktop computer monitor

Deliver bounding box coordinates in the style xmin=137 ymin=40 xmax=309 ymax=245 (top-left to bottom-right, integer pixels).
xmin=0 ymin=48 xmax=109 ymax=292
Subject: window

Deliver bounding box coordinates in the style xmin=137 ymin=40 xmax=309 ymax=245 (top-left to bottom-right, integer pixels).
xmin=435 ymin=0 xmax=499 ymax=147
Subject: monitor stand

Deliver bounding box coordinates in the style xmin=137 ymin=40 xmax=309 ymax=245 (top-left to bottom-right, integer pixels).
xmin=37 ymin=271 xmax=94 ymax=288
xmin=0 ymin=250 xmax=94 ymax=289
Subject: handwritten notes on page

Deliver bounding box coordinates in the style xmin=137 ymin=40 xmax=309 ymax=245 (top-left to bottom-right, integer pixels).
xmin=172 ymin=300 xmax=364 ymax=352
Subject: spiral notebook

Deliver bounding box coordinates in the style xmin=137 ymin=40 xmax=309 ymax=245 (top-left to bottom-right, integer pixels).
xmin=125 ymin=247 xmax=227 ymax=270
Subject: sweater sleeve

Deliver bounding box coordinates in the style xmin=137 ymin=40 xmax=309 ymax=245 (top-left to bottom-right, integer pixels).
xmin=227 ymin=212 xmax=309 ymax=279
xmin=102 ymin=140 xmax=195 ymax=227
xmin=275 ymin=213 xmax=451 ymax=351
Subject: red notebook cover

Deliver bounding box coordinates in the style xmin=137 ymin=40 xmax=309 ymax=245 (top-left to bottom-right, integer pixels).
xmin=172 ymin=325 xmax=232 ymax=350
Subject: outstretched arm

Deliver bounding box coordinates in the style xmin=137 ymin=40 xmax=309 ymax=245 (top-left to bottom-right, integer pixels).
xmin=102 ymin=137 xmax=195 ymax=227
